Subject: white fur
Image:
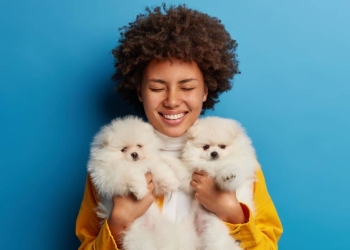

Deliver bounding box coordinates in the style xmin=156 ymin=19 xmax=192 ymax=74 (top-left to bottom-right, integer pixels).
xmin=181 ymin=116 xmax=258 ymax=250
xmin=161 ymin=155 xmax=193 ymax=194
xmin=87 ymin=116 xmax=182 ymax=250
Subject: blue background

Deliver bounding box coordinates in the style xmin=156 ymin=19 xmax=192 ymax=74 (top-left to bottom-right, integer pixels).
xmin=1 ymin=0 xmax=349 ymax=249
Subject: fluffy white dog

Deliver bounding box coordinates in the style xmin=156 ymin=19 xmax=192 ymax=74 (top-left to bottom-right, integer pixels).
xmin=87 ymin=116 xmax=181 ymax=250
xmin=181 ymin=116 xmax=258 ymax=250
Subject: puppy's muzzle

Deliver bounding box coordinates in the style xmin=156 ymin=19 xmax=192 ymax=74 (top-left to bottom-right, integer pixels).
xmin=210 ymin=151 xmax=219 ymax=160
xmin=131 ymin=152 xmax=138 ymax=161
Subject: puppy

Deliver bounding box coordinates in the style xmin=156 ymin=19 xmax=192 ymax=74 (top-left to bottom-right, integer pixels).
xmin=87 ymin=116 xmax=180 ymax=250
xmin=181 ymin=116 xmax=258 ymax=250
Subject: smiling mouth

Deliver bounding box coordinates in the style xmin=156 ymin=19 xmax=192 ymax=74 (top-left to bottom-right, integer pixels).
xmin=160 ymin=113 xmax=187 ymax=120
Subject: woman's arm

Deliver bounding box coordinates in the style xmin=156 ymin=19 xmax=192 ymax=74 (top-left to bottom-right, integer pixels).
xmin=191 ymin=164 xmax=283 ymax=250
xmin=76 ymin=173 xmax=155 ymax=250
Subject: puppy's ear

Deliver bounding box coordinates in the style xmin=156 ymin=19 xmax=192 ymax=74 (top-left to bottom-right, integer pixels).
xmin=187 ymin=123 xmax=199 ymax=141
xmin=228 ymin=128 xmax=238 ymax=140
xmin=145 ymin=123 xmax=154 ymax=133
xmin=93 ymin=126 xmax=114 ymax=148
xmin=187 ymin=132 xmax=195 ymax=141
xmin=227 ymin=120 xmax=243 ymax=140
xmin=101 ymin=136 xmax=112 ymax=147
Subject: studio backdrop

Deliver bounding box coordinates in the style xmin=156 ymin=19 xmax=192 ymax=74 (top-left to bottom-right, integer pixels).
xmin=1 ymin=0 xmax=349 ymax=249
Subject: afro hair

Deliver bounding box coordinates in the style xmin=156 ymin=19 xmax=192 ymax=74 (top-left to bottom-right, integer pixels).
xmin=112 ymin=3 xmax=239 ymax=114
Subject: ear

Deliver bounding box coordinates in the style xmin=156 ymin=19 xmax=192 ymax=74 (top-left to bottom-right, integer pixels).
xmin=227 ymin=121 xmax=240 ymax=139
xmin=187 ymin=123 xmax=199 ymax=141
xmin=95 ymin=126 xmax=114 ymax=148
xmin=228 ymin=128 xmax=238 ymax=140
xmin=137 ymin=86 xmax=143 ymax=102
xmin=145 ymin=123 xmax=154 ymax=133
xmin=101 ymin=138 xmax=110 ymax=147
xmin=202 ymin=86 xmax=208 ymax=102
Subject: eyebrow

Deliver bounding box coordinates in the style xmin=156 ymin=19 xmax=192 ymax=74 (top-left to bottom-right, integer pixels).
xmin=147 ymin=78 xmax=198 ymax=84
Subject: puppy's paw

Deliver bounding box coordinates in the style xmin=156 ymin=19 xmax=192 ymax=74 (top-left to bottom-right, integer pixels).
xmin=163 ymin=177 xmax=180 ymax=192
xmin=179 ymin=175 xmax=193 ymax=194
xmin=216 ymin=168 xmax=237 ymax=191
xmin=129 ymin=184 xmax=148 ymax=200
xmin=221 ymin=173 xmax=236 ymax=183
xmin=154 ymin=177 xmax=180 ymax=195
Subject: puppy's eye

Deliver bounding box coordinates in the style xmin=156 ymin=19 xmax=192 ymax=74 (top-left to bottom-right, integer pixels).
xmin=137 ymin=144 xmax=142 ymax=148
xmin=121 ymin=147 xmax=127 ymax=152
xmin=219 ymin=145 xmax=226 ymax=149
xmin=203 ymin=145 xmax=210 ymax=150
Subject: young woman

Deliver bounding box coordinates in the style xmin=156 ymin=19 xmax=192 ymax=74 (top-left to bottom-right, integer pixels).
xmin=76 ymin=4 xmax=283 ymax=249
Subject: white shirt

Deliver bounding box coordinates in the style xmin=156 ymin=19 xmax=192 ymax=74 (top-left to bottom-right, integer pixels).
xmin=154 ymin=130 xmax=193 ymax=222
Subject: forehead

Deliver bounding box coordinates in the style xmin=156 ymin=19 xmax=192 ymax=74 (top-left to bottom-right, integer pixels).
xmin=142 ymin=58 xmax=203 ymax=82
xmin=194 ymin=133 xmax=233 ymax=145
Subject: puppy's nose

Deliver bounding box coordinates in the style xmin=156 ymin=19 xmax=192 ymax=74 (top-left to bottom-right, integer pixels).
xmin=211 ymin=151 xmax=218 ymax=158
xmin=131 ymin=152 xmax=138 ymax=159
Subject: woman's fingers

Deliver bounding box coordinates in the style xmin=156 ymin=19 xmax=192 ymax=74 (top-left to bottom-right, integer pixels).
xmin=145 ymin=172 xmax=153 ymax=183
xmin=192 ymin=170 xmax=207 ymax=182
xmin=190 ymin=180 xmax=197 ymax=189
xmin=145 ymin=172 xmax=155 ymax=192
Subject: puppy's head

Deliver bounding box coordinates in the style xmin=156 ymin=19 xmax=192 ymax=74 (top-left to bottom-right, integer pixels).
xmin=92 ymin=116 xmax=161 ymax=162
xmin=183 ymin=117 xmax=244 ymax=163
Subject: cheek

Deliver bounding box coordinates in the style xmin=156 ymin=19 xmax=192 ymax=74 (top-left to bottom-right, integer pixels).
xmin=142 ymin=92 xmax=160 ymax=110
xmin=222 ymin=151 xmax=233 ymax=160
xmin=149 ymin=90 xmax=166 ymax=102
xmin=200 ymin=150 xmax=210 ymax=159
xmin=184 ymin=94 xmax=205 ymax=109
xmin=218 ymin=150 xmax=227 ymax=158
xmin=190 ymin=146 xmax=205 ymax=159
xmin=122 ymin=152 xmax=129 ymax=161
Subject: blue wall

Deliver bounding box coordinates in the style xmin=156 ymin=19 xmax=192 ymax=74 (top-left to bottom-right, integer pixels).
xmin=1 ymin=0 xmax=349 ymax=249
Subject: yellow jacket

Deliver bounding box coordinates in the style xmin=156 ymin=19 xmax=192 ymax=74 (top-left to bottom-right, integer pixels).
xmin=76 ymin=164 xmax=283 ymax=249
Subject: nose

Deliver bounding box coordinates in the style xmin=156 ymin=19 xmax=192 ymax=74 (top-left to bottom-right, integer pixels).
xmin=163 ymin=89 xmax=181 ymax=108
xmin=211 ymin=151 xmax=218 ymax=158
xmin=131 ymin=152 xmax=138 ymax=159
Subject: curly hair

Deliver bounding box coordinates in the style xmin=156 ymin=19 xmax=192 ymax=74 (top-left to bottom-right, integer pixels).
xmin=112 ymin=3 xmax=239 ymax=114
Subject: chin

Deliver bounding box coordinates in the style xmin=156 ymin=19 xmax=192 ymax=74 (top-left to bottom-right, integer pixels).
xmin=159 ymin=120 xmax=198 ymax=138
xmin=162 ymin=128 xmax=187 ymax=138
xmin=87 ymin=115 xmax=186 ymax=249
xmin=181 ymin=116 xmax=259 ymax=250
xmin=154 ymin=122 xmax=188 ymax=137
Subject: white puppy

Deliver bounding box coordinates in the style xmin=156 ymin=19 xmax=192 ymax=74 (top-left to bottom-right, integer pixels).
xmin=181 ymin=116 xmax=258 ymax=250
xmin=87 ymin=116 xmax=180 ymax=250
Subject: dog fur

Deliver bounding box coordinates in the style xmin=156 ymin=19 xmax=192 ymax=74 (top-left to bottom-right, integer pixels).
xmin=87 ymin=116 xmax=183 ymax=250
xmin=181 ymin=116 xmax=258 ymax=250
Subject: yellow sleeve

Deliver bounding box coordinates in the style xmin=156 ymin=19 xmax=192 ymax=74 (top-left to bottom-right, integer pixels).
xmin=224 ymin=165 xmax=283 ymax=249
xmin=76 ymin=175 xmax=119 ymax=250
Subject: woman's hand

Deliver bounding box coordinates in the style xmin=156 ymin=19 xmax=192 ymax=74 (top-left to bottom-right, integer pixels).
xmin=191 ymin=170 xmax=246 ymax=224
xmin=108 ymin=172 xmax=155 ymax=245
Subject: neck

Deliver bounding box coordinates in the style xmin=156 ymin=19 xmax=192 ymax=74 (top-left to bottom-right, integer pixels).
xmin=154 ymin=129 xmax=187 ymax=157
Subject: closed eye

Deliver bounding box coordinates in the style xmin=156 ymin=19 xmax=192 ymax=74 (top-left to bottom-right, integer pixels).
xmin=121 ymin=147 xmax=127 ymax=152
xmin=137 ymin=144 xmax=142 ymax=148
xmin=150 ymin=88 xmax=165 ymax=92
xmin=181 ymin=88 xmax=195 ymax=91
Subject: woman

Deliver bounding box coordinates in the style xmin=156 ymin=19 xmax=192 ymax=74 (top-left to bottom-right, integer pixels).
xmin=76 ymin=4 xmax=283 ymax=249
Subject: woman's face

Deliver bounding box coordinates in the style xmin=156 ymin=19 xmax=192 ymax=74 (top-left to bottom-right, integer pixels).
xmin=138 ymin=58 xmax=208 ymax=137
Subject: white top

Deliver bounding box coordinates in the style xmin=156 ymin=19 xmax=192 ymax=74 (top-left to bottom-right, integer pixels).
xmin=154 ymin=130 xmax=193 ymax=222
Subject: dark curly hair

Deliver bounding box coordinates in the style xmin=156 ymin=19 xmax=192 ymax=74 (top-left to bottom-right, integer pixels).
xmin=112 ymin=3 xmax=239 ymax=114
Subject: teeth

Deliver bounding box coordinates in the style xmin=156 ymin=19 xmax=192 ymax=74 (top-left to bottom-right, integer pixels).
xmin=163 ymin=113 xmax=185 ymax=120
